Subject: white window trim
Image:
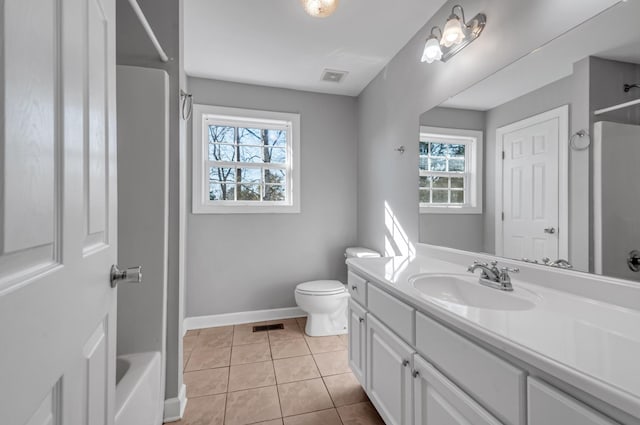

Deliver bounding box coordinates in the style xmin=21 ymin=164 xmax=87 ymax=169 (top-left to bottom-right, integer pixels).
xmin=192 ymin=104 xmax=301 ymax=214
xmin=419 ymin=126 xmax=483 ymax=215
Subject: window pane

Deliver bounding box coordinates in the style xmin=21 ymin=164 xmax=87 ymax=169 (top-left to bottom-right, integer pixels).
xmin=239 ymin=146 xmax=262 ymax=163
xmin=269 ymin=147 xmax=286 ymax=164
xmin=430 ymin=143 xmax=446 ymax=156
xmin=268 ymin=130 xmax=287 ymax=148
xmin=209 ymin=183 xmax=235 ymax=200
xmin=208 ymin=125 xmax=234 ymax=144
xmin=430 ymin=158 xmax=446 ymax=172
xmin=419 ymin=142 xmax=429 ymax=155
xmin=419 ymin=157 xmax=428 ymax=171
xmin=265 ymin=169 xmax=286 ymax=184
xmin=209 ymin=167 xmax=235 ymax=183
xmin=448 ymin=159 xmax=465 ymax=172
xmin=432 ymin=177 xmax=448 ymax=188
xmin=419 ymin=176 xmax=430 ymax=188
xmin=432 ymin=190 xmax=448 ymax=203
xmin=238 ymin=127 xmax=263 ymax=145
xmin=264 ymin=185 xmax=286 ymax=201
xmin=209 ymin=143 xmax=236 ymax=161
xmin=419 ymin=189 xmax=430 ymax=203
xmin=451 ymin=190 xmax=464 ymax=204
xmin=238 ymin=168 xmax=261 ymax=184
xmin=448 ymin=144 xmax=465 ymax=157
xmin=237 ymin=184 xmax=261 ymax=201
xmin=451 ymin=177 xmax=464 ymax=188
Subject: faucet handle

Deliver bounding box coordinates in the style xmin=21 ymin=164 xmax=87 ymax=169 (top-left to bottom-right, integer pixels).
xmin=490 ymin=260 xmax=498 ymax=267
xmin=473 ymin=260 xmax=487 ymax=266
xmin=501 ymin=266 xmax=520 ymax=273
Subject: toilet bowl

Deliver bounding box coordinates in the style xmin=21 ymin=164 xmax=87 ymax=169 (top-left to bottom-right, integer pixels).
xmin=295 ymin=280 xmax=350 ymax=337
xmin=295 ymin=247 xmax=380 ymax=337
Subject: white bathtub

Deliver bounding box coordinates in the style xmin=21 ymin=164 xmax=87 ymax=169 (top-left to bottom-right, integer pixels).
xmin=115 ymin=351 xmax=163 ymax=425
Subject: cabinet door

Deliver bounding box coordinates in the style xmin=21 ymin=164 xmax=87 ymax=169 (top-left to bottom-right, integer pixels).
xmin=413 ymin=355 xmax=502 ymax=425
xmin=348 ymin=299 xmax=367 ymax=384
xmin=528 ymin=378 xmax=619 ymax=425
xmin=366 ymin=314 xmax=414 ymax=425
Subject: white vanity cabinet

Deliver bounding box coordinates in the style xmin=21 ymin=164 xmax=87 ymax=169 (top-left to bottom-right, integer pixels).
xmin=366 ymin=313 xmax=415 ymax=425
xmin=413 ymin=354 xmax=502 ymax=425
xmin=528 ymin=378 xmax=620 ymax=425
xmin=348 ymin=299 xmax=367 ymax=383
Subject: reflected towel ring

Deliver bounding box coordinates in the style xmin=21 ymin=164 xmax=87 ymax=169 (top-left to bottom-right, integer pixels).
xmin=570 ymin=130 xmax=590 ymax=151
xmin=180 ymin=90 xmax=193 ymax=120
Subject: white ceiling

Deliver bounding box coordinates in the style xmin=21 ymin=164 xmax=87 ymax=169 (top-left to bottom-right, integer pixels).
xmin=184 ymin=0 xmax=447 ymax=96
xmin=441 ymin=1 xmax=640 ymax=111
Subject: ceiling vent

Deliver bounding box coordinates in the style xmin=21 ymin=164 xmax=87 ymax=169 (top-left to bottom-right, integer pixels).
xmin=321 ymin=69 xmax=348 ymax=83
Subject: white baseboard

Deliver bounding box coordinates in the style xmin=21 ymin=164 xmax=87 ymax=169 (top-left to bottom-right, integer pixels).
xmin=163 ymin=384 xmax=187 ymax=423
xmin=184 ymin=307 xmax=305 ymax=332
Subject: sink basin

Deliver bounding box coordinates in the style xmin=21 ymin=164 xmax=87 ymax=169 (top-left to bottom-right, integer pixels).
xmin=408 ymin=273 xmax=538 ymax=311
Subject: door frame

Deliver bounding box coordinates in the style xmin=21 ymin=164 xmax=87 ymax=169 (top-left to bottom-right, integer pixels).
xmin=495 ymin=105 xmax=569 ymax=260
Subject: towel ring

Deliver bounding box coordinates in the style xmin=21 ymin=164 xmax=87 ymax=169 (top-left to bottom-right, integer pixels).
xmin=570 ymin=130 xmax=590 ymax=151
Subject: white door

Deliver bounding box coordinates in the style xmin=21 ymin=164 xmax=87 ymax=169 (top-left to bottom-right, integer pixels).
xmin=366 ymin=314 xmax=414 ymax=425
xmin=594 ymin=121 xmax=640 ymax=281
xmin=497 ymin=106 xmax=568 ymax=262
xmin=413 ymin=354 xmax=502 ymax=425
xmin=0 ymin=0 xmax=117 ymax=424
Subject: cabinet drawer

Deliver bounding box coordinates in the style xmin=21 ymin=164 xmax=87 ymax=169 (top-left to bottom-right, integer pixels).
xmin=528 ymin=378 xmax=619 ymax=425
xmin=368 ymin=284 xmax=415 ymax=345
xmin=416 ymin=312 xmax=526 ymax=425
xmin=347 ymin=271 xmax=367 ymax=306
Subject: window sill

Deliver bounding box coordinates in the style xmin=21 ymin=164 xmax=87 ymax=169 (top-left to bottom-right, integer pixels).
xmin=420 ymin=206 xmax=482 ymax=215
xmin=192 ymin=203 xmax=301 ymax=214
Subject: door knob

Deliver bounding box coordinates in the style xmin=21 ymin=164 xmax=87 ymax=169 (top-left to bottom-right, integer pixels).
xmin=627 ymin=250 xmax=640 ymax=272
xmin=110 ymin=265 xmax=142 ymax=288
xmin=544 ymin=227 xmax=556 ymax=234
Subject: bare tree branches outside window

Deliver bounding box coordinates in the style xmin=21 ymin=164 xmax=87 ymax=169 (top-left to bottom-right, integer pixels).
xmin=208 ymin=123 xmax=288 ymax=202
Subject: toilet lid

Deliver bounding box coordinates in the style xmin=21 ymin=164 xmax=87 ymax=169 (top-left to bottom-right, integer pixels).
xmin=296 ymin=280 xmax=346 ymax=295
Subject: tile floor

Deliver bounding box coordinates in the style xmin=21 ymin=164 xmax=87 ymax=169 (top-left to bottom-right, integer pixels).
xmin=175 ymin=317 xmax=384 ymax=425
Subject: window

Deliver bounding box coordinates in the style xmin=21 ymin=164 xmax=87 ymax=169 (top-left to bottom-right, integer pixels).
xmin=193 ymin=104 xmax=300 ymax=213
xmin=419 ymin=126 xmax=482 ymax=214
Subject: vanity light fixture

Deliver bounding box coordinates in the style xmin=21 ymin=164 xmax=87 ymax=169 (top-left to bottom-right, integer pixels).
xmin=421 ymin=4 xmax=486 ymax=63
xmin=300 ymin=0 xmax=339 ymax=18
xmin=421 ymin=27 xmax=444 ymax=63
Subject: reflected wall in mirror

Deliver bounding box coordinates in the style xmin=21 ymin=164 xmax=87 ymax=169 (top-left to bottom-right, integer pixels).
xmin=418 ymin=1 xmax=640 ymax=281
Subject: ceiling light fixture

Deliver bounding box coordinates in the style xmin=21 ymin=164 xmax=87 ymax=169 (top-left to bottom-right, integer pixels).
xmin=421 ymin=4 xmax=486 ymax=63
xmin=421 ymin=27 xmax=443 ymax=63
xmin=300 ymin=0 xmax=339 ymax=18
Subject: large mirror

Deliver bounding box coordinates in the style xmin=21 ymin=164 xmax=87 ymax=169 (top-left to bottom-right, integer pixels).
xmin=418 ymin=1 xmax=640 ymax=281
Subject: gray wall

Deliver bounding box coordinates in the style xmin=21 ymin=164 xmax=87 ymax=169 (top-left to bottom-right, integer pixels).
xmin=186 ymin=78 xmax=359 ymax=318
xmin=355 ymin=0 xmax=619 ymax=258
xmin=116 ymin=0 xmax=185 ymax=403
xmin=418 ymin=107 xmax=486 ymax=252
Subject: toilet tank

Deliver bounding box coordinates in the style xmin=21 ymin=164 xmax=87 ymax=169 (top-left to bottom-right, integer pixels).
xmin=345 ymin=247 xmax=381 ymax=259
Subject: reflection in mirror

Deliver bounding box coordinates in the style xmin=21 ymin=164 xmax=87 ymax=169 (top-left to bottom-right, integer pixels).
xmin=418 ymin=1 xmax=640 ymax=281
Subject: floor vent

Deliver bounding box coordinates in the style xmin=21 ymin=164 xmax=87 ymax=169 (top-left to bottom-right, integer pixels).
xmin=252 ymin=323 xmax=284 ymax=332
xmin=321 ymin=69 xmax=348 ymax=83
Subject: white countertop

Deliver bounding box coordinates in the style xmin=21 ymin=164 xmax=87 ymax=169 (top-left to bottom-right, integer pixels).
xmin=346 ymin=252 xmax=640 ymax=419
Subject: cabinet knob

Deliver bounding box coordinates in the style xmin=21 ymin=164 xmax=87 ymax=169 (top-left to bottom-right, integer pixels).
xmin=359 ymin=317 xmax=364 ymax=323
xmin=412 ymin=370 xmax=420 ymax=378
xmin=351 ymin=285 xmax=358 ymax=291
xmin=402 ymin=360 xmax=410 ymax=367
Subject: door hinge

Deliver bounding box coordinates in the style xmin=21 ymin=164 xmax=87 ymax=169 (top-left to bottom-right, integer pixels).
xmin=501 ymin=212 xmax=505 ymax=221
xmin=502 ymin=151 xmax=505 ymax=160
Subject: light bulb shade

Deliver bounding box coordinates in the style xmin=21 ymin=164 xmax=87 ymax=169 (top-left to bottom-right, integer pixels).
xmin=300 ymin=0 xmax=339 ymax=18
xmin=421 ymin=37 xmax=443 ymax=63
xmin=441 ymin=16 xmax=466 ymax=47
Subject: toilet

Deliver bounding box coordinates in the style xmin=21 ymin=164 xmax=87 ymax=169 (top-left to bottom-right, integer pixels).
xmin=295 ymin=247 xmax=380 ymax=337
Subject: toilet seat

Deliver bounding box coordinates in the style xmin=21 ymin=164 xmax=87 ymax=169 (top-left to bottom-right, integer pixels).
xmin=295 ymin=280 xmax=346 ymax=296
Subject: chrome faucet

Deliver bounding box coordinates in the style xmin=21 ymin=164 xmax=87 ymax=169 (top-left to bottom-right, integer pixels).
xmin=467 ymin=260 xmax=519 ymax=291
xmin=542 ymin=258 xmax=573 ymax=269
